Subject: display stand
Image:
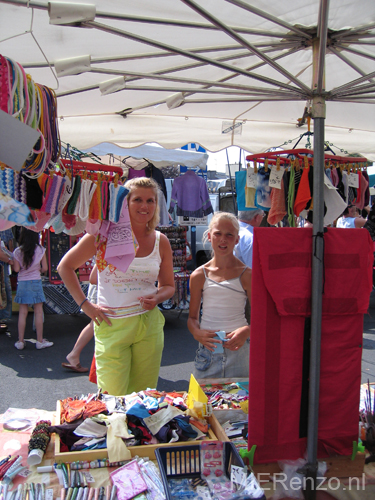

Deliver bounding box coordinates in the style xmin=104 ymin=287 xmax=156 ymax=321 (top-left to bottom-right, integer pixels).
xmin=247 ymin=227 xmax=373 ymax=480
xmin=157 ymin=225 xmax=190 ymax=313
xmin=40 ymin=161 xmax=123 ymax=313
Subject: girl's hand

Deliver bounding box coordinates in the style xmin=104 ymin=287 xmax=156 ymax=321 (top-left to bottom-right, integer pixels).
xmin=224 ymin=326 xmax=250 ymax=351
xmin=138 ymin=293 xmax=158 ymax=310
xmin=193 ymin=328 xmax=222 ymax=352
xmin=81 ymin=301 xmax=113 ymax=327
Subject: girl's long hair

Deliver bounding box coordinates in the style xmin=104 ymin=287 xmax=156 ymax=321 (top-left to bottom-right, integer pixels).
xmin=18 ymin=228 xmax=41 ymax=269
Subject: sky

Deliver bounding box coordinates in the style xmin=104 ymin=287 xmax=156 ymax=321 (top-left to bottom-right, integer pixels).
xmin=206 ymin=146 xmax=375 ymax=177
xmin=206 ymin=146 xmax=251 ymax=174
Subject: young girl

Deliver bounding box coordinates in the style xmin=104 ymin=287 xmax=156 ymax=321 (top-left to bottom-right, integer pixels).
xmin=188 ymin=212 xmax=252 ymax=379
xmin=13 ymin=228 xmax=52 ymax=350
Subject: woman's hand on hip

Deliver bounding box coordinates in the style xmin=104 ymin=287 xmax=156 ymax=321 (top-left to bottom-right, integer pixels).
xmin=81 ymin=301 xmax=112 ymax=326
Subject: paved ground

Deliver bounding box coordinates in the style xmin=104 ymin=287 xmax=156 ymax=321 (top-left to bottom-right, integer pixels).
xmin=0 ymin=309 xmax=196 ymax=414
xmin=1 ymin=294 xmax=375 ymax=414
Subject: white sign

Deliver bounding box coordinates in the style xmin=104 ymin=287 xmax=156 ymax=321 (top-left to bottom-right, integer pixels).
xmin=177 ymin=216 xmax=208 ymax=226
xmin=246 ymin=166 xmax=257 ymax=188
xmin=269 ymin=166 xmax=284 ymax=189
xmin=347 ymin=172 xmax=359 ymax=188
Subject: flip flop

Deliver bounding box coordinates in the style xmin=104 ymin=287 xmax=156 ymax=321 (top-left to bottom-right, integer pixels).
xmin=61 ymin=362 xmax=89 ymax=373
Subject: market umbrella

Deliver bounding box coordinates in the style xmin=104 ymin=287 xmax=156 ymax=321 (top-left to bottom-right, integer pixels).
xmin=0 ymin=0 xmax=374 ymax=156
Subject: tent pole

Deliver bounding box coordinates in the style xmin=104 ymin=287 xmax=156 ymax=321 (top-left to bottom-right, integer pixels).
xmin=305 ymin=99 xmax=326 ymax=500
xmin=304 ymin=1 xmax=329 ymax=490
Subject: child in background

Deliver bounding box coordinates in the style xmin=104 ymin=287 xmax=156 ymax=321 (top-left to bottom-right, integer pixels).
xmin=12 ymin=227 xmax=52 ymax=350
xmin=188 ymin=212 xmax=252 ymax=379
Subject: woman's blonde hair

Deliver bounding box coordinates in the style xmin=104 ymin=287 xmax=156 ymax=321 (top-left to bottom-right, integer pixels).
xmin=202 ymin=211 xmax=240 ymax=253
xmin=125 ymin=177 xmax=160 ymax=231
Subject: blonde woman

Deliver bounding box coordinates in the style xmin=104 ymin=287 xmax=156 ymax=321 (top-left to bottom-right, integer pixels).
xmin=58 ymin=178 xmax=175 ymax=395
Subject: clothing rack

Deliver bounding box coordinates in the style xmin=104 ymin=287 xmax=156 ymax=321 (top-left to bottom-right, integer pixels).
xmin=246 ymin=149 xmax=368 ymax=168
xmin=60 ymin=159 xmax=123 ymax=179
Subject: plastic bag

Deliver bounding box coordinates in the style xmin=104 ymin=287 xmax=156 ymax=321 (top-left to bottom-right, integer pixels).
xmin=272 ymin=458 xmax=327 ymax=500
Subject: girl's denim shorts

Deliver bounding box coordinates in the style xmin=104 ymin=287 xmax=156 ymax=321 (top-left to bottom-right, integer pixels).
xmin=15 ymin=279 xmax=46 ymax=305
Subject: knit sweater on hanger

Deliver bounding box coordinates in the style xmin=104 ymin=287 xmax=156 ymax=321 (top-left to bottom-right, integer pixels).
xmin=169 ymin=170 xmax=213 ymax=217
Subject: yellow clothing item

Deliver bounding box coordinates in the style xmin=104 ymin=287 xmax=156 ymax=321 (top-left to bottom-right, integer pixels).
xmin=94 ymin=307 xmax=165 ymax=396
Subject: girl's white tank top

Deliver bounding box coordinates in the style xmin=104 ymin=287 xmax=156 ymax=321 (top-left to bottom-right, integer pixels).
xmin=200 ymin=267 xmax=248 ymax=333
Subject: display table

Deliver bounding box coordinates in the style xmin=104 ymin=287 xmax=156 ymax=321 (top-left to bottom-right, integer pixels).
xmin=2 ymin=409 xmax=375 ymax=499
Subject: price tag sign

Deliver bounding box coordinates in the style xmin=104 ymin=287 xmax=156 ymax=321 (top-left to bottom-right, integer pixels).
xmin=83 ymin=471 xmax=95 ymax=483
xmin=246 ymin=166 xmax=257 ymax=188
xmin=18 ymin=468 xmax=32 ymax=478
xmin=45 ymin=490 xmax=54 ymax=500
xmin=268 ymin=166 xmax=284 ymax=189
xmin=348 ymin=172 xmax=359 ymax=188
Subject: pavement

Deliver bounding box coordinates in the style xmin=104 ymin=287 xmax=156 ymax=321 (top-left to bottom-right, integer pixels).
xmin=0 ymin=309 xmax=196 ymax=414
xmin=1 ymin=293 xmax=375 ymax=414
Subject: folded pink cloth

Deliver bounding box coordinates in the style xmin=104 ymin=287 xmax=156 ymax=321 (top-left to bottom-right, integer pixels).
xmin=99 ymin=200 xmax=137 ymax=274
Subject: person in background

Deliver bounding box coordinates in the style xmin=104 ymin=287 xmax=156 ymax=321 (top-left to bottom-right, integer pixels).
xmin=12 ymin=228 xmax=52 ymax=350
xmin=188 ymin=212 xmax=252 ymax=379
xmin=0 ymin=229 xmax=14 ymax=329
xmin=234 ymin=209 xmax=264 ymax=269
xmin=336 ymin=204 xmax=368 ymax=228
xmin=62 ymin=264 xmax=98 ymax=373
xmin=58 ymin=177 xmax=175 ymax=396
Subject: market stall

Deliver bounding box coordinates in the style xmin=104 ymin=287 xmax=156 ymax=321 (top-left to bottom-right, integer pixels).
xmin=0 ymin=385 xmax=266 ymax=500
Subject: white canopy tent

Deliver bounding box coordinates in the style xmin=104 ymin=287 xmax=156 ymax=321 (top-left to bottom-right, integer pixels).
xmin=1 ymin=2 xmax=375 ymax=497
xmin=0 ymin=0 xmax=374 ymax=158
xmin=80 ymin=142 xmax=208 ymax=169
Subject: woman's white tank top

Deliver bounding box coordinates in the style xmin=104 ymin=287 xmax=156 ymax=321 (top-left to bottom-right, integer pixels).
xmin=200 ymin=267 xmax=248 ymax=333
xmin=97 ymin=231 xmax=161 ymax=318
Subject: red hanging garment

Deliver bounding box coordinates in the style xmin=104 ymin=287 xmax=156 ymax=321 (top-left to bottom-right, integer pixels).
xmin=248 ymin=227 xmax=373 ymax=464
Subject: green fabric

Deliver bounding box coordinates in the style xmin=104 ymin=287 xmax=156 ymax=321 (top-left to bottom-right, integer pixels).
xmin=66 ymin=175 xmax=81 ymax=215
xmin=288 ymin=167 xmax=296 ymax=227
xmin=94 ymin=307 xmax=165 ymax=396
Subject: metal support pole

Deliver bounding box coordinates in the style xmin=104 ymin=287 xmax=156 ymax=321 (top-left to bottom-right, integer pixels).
xmin=304 ymin=97 xmax=326 ymax=500
xmin=191 ymin=225 xmax=197 ymax=268
xmin=226 ymin=149 xmax=237 ymax=215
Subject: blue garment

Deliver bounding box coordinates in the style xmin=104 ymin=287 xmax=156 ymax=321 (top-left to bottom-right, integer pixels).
xmin=235 ymin=170 xmax=253 ymax=212
xmin=174 ymin=416 xmax=198 ymax=438
xmin=14 ymin=279 xmax=45 ymax=304
xmin=255 ymin=167 xmax=271 ymax=211
xmin=234 ymin=221 xmax=254 ymax=268
xmin=126 ymin=402 xmax=151 ymax=420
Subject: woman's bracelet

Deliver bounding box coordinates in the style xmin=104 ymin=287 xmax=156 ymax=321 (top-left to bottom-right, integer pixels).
xmin=79 ymin=298 xmax=88 ymax=308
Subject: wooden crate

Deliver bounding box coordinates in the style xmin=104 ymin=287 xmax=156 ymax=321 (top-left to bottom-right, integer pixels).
xmin=54 ymin=400 xmax=221 ymax=462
